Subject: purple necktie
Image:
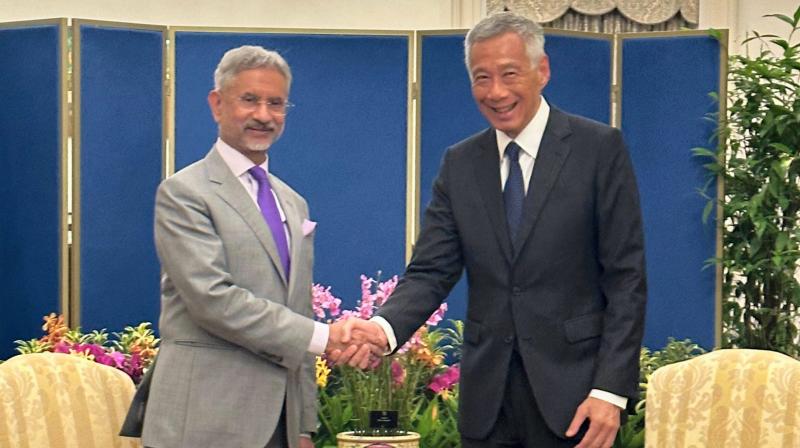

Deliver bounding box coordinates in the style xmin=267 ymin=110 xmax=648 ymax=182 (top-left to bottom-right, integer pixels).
xmin=248 ymin=166 xmax=290 ymax=277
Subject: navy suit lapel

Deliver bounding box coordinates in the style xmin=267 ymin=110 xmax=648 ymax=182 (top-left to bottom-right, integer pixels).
xmin=512 ymin=109 xmax=573 ymax=262
xmin=205 ymin=148 xmax=289 ymax=285
xmin=472 ymin=129 xmax=514 ymax=263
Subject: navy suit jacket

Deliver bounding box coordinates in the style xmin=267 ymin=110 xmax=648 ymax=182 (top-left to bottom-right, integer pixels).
xmin=377 ymin=108 xmax=647 ymax=439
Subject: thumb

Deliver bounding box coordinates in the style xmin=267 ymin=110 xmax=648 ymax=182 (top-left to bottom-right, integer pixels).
xmin=340 ymin=319 xmax=353 ymax=343
xmin=565 ymin=404 xmax=587 ymax=437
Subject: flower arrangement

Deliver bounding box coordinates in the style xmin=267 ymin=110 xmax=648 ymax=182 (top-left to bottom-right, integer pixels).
xmin=312 ymin=273 xmax=462 ymax=447
xmin=14 ymin=313 xmax=159 ymax=384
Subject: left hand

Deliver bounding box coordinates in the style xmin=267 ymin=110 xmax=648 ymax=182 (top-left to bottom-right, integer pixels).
xmin=298 ymin=435 xmax=315 ymax=448
xmin=566 ymin=396 xmax=621 ymax=448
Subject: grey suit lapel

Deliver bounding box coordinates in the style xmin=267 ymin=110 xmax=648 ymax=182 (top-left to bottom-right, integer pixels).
xmin=204 ymin=148 xmax=289 ymax=285
xmin=472 ymin=130 xmax=514 ymax=263
xmin=512 ymin=109 xmax=572 ymax=262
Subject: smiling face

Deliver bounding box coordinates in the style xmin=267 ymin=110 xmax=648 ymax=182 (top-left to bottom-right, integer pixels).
xmin=469 ymin=31 xmax=550 ymax=138
xmin=208 ymin=67 xmax=288 ymax=164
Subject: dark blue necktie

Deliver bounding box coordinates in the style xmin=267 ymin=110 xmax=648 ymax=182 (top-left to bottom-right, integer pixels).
xmin=503 ymin=141 xmax=525 ymax=242
xmin=248 ymin=166 xmax=291 ymax=277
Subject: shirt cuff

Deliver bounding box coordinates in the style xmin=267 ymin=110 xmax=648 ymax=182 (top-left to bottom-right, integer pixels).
xmin=370 ymin=316 xmax=397 ymax=354
xmin=300 ymin=433 xmax=312 ymax=439
xmin=307 ymin=321 xmax=329 ymax=355
xmin=589 ymin=389 xmax=627 ymax=410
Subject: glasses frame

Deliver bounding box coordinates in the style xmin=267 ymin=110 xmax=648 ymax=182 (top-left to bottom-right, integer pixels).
xmin=235 ymin=94 xmax=295 ymax=115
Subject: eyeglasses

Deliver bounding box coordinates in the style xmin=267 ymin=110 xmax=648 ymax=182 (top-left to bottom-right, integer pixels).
xmin=236 ymin=94 xmax=295 ymax=115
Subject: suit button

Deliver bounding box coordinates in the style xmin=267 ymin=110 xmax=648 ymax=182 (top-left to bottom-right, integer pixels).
xmin=512 ymin=287 xmax=521 ymax=294
xmin=504 ymin=336 xmax=514 ymax=344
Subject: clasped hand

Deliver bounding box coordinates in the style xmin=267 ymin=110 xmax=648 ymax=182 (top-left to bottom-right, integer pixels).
xmin=325 ymin=319 xmax=387 ymax=369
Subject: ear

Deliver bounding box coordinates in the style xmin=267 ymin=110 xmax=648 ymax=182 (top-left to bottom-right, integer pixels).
xmin=207 ymin=90 xmax=222 ymax=123
xmin=536 ymin=54 xmax=551 ymax=89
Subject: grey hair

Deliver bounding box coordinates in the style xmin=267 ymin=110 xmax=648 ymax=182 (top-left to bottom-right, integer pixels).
xmin=213 ymin=45 xmax=292 ymax=91
xmin=464 ymin=12 xmax=546 ymax=75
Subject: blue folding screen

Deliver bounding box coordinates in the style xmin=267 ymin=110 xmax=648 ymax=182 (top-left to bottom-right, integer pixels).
xmin=173 ymin=30 xmax=410 ymax=306
xmin=0 ymin=20 xmax=65 ymax=359
xmin=74 ymin=21 xmax=165 ymax=332
xmin=0 ymin=20 xmax=723 ymax=356
xmin=620 ymin=32 xmax=722 ymax=349
xmin=417 ymin=31 xmax=613 ymax=325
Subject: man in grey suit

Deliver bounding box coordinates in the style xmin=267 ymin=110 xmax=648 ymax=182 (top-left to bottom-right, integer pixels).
xmin=347 ymin=12 xmax=647 ymax=448
xmin=132 ymin=45 xmax=380 ymax=448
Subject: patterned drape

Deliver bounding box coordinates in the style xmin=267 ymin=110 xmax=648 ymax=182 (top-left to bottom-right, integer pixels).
xmin=486 ymin=0 xmax=699 ymax=32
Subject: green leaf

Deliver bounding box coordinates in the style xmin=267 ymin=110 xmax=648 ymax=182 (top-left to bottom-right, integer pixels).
xmin=691 ymin=147 xmax=718 ymax=158
xmin=764 ymin=13 xmax=796 ymax=27
xmin=771 ymin=39 xmax=790 ymax=50
xmin=702 ymin=200 xmax=715 ymax=223
xmin=775 ymin=232 xmax=790 ymax=252
xmin=708 ymin=28 xmax=723 ymax=42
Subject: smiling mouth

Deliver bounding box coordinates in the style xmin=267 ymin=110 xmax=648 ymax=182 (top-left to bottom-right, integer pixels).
xmin=491 ymin=103 xmax=516 ymax=114
xmin=246 ymin=127 xmax=275 ymax=134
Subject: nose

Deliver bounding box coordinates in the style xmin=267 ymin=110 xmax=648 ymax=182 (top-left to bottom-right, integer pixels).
xmin=485 ymin=78 xmax=509 ymax=101
xmin=251 ymin=102 xmax=277 ymax=122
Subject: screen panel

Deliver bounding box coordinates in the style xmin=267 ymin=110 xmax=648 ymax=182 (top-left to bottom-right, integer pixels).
xmin=620 ymin=33 xmax=722 ymax=349
xmin=75 ymin=22 xmax=164 ymax=333
xmin=0 ymin=21 xmax=64 ymax=359
xmin=418 ymin=31 xmax=612 ymax=324
xmin=545 ymin=32 xmax=612 ymax=124
xmin=173 ymin=31 xmax=410 ymax=308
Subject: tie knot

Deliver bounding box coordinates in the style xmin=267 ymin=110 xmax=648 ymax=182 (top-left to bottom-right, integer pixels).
xmin=505 ymin=142 xmax=521 ymax=162
xmin=248 ymin=166 xmax=269 ymax=185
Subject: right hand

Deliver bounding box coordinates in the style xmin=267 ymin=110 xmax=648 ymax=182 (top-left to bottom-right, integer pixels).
xmin=325 ymin=318 xmax=388 ymax=369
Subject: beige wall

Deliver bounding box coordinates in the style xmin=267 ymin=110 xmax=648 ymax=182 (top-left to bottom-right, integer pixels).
xmin=0 ymin=0 xmax=483 ymax=29
xmin=4 ymin=0 xmax=796 ymax=49
xmin=700 ymin=0 xmax=800 ymax=53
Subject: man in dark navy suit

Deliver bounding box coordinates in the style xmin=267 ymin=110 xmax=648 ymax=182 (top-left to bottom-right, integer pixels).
xmin=348 ymin=11 xmax=647 ymax=448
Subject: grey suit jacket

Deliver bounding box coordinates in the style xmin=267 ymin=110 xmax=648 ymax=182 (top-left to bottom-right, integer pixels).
xmin=377 ymin=108 xmax=647 ymax=439
xmin=136 ymin=146 xmax=318 ymax=448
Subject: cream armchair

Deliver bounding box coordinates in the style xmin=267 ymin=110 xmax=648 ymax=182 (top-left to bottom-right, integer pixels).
xmin=646 ymin=348 xmax=800 ymax=447
xmin=0 ymin=352 xmax=141 ymax=448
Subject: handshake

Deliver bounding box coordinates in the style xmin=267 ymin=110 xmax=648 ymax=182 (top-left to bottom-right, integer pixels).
xmin=324 ymin=318 xmax=388 ymax=369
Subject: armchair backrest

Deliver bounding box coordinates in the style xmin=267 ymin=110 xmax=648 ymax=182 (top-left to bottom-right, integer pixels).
xmin=646 ymin=348 xmax=800 ymax=447
xmin=0 ymin=352 xmax=142 ymax=448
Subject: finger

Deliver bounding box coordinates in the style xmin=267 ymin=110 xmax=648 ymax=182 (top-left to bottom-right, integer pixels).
xmin=348 ymin=343 xmax=373 ymax=369
xmin=340 ymin=319 xmax=355 ymax=344
xmin=337 ymin=344 xmax=359 ymax=365
xmin=574 ymin=420 xmax=601 ymax=448
xmin=601 ymin=429 xmax=617 ymax=448
xmin=368 ymin=342 xmax=385 ymax=356
xmin=326 ymin=348 xmax=342 ymax=363
xmin=348 ymin=344 xmax=372 ymax=369
xmin=565 ymin=406 xmax=587 ymax=438
xmin=596 ymin=416 xmax=619 ymax=448
xmin=356 ymin=344 xmax=375 ymax=370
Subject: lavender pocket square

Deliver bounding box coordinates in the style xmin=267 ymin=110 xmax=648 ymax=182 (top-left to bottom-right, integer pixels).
xmin=302 ymin=219 xmax=317 ymax=236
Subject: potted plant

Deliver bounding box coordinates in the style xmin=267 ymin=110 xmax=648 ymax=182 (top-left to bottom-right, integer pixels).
xmin=312 ymin=274 xmax=461 ymax=447
xmin=695 ymin=6 xmax=800 ymax=356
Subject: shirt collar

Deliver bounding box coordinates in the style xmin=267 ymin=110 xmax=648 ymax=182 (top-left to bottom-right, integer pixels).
xmin=214 ymin=137 xmax=269 ymax=176
xmin=496 ymin=97 xmax=550 ymax=160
